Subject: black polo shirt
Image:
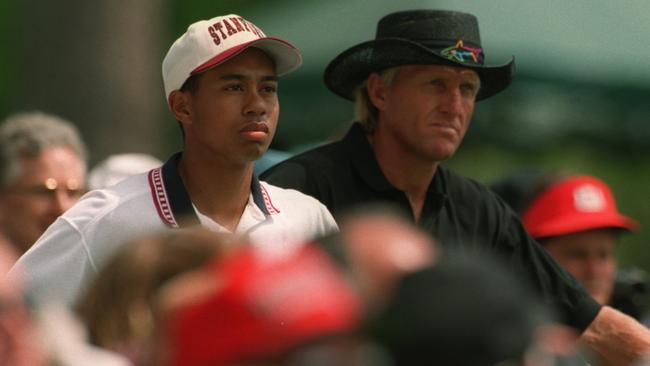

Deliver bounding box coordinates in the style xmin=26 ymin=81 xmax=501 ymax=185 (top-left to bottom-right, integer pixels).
xmin=261 ymin=122 xmax=601 ymax=331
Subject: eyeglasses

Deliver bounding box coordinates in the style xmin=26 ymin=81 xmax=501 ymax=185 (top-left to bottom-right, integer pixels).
xmin=5 ymin=178 xmax=87 ymax=201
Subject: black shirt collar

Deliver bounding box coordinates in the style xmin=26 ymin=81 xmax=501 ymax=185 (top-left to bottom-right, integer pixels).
xmin=343 ymin=123 xmax=396 ymax=192
xmin=342 ymin=122 xmax=448 ymax=218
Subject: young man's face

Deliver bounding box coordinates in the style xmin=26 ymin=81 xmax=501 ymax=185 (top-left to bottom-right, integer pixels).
xmin=0 ymin=146 xmax=86 ymax=254
xmin=370 ymin=65 xmax=479 ymax=164
xmin=542 ymin=229 xmax=618 ymax=305
xmin=180 ymin=47 xmax=279 ymax=164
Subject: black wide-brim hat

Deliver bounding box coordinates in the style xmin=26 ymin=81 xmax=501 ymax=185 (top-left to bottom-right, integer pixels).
xmin=324 ymin=10 xmax=515 ymax=101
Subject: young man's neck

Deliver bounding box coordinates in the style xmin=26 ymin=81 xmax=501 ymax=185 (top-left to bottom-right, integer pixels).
xmin=368 ymin=132 xmax=439 ymax=222
xmin=178 ymin=150 xmax=254 ymax=231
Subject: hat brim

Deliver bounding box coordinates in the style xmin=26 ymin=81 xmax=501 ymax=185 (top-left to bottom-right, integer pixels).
xmin=529 ymin=213 xmax=639 ymax=239
xmin=324 ymin=38 xmax=514 ymax=101
xmin=193 ymin=37 xmax=302 ymax=77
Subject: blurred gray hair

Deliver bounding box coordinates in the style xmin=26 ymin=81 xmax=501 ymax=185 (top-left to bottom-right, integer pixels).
xmin=0 ymin=111 xmax=88 ymax=188
xmin=354 ymin=67 xmax=400 ymax=134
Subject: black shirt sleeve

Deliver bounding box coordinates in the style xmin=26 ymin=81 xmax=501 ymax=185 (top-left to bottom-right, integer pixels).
xmin=495 ymin=196 xmax=602 ymax=331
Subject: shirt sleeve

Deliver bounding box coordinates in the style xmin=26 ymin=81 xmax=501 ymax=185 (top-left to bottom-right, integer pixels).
xmin=9 ymin=216 xmax=97 ymax=307
xmin=498 ymin=204 xmax=602 ymax=332
xmin=317 ymin=201 xmax=339 ymax=236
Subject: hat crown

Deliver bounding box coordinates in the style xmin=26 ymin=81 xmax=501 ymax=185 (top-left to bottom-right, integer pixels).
xmin=522 ymin=175 xmax=638 ymax=238
xmin=162 ymin=14 xmax=302 ymax=103
xmin=376 ymin=10 xmax=481 ymax=47
xmin=323 ymin=9 xmax=514 ymax=102
xmin=573 ymin=183 xmax=608 ymax=212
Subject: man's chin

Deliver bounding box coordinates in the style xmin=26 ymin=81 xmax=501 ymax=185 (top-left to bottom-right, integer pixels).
xmin=426 ymin=146 xmax=460 ymax=163
xmin=243 ymin=145 xmax=270 ymax=163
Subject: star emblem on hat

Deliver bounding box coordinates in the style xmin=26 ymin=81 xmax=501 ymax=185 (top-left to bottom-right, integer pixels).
xmin=441 ymin=40 xmax=483 ymax=63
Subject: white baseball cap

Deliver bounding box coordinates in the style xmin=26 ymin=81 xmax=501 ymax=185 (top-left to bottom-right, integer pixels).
xmin=162 ymin=14 xmax=302 ymax=103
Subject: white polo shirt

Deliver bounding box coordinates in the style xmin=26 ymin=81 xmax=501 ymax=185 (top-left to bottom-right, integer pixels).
xmin=10 ymin=153 xmax=337 ymax=306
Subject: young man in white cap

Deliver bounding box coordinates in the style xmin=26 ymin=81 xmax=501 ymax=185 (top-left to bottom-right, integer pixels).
xmin=11 ymin=14 xmax=337 ymax=307
xmin=262 ymin=9 xmax=650 ymax=364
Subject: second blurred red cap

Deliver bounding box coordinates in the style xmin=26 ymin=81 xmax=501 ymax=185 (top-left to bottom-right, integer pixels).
xmin=523 ymin=175 xmax=638 ymax=239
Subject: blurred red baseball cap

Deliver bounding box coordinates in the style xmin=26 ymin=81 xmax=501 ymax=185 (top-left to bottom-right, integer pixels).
xmin=162 ymin=244 xmax=361 ymax=366
xmin=522 ymin=175 xmax=638 ymax=239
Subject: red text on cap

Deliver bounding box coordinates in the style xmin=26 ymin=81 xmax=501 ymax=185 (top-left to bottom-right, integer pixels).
xmin=208 ymin=17 xmax=265 ymax=46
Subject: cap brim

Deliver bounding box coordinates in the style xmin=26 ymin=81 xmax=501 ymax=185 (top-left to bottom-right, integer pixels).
xmin=324 ymin=38 xmax=514 ymax=101
xmin=530 ymin=213 xmax=639 ymax=239
xmin=193 ymin=37 xmax=302 ymax=77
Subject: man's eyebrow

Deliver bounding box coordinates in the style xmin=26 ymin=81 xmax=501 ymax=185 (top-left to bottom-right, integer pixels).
xmin=219 ymin=74 xmax=279 ymax=82
xmin=460 ymin=73 xmax=481 ymax=84
xmin=219 ymin=74 xmax=245 ymax=81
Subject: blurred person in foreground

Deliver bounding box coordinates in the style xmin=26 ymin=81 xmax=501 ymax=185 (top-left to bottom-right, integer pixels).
xmin=0 ymin=230 xmax=128 ymax=366
xmin=0 ymin=111 xmax=87 ymax=256
xmin=321 ymin=208 xmax=583 ymax=364
xmin=0 ymin=236 xmax=47 ymax=365
xmin=151 ymin=242 xmax=373 ymax=366
xmin=88 ymin=153 xmax=163 ymax=190
xmin=491 ymin=172 xmax=650 ymax=321
xmin=75 ymin=227 xmax=230 ymax=365
xmin=367 ymin=254 xmax=566 ymax=366
xmin=369 ymin=254 xmax=642 ymax=366
xmin=261 ymin=9 xmax=650 ymax=363
xmin=317 ymin=204 xmax=437 ymax=311
xmin=11 ymin=14 xmax=336 ymax=307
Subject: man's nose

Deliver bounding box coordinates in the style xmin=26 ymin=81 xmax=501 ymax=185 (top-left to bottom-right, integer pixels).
xmin=585 ymin=256 xmax=609 ymax=277
xmin=243 ymin=89 xmax=267 ymax=116
xmin=439 ymin=88 xmax=464 ymax=115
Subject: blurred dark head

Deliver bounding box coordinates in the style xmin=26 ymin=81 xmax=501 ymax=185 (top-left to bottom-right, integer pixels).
xmin=366 ymin=253 xmax=550 ymax=366
xmin=488 ymin=168 xmax=560 ymax=216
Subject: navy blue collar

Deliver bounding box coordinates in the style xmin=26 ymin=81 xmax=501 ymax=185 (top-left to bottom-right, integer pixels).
xmin=148 ymin=152 xmax=278 ymax=228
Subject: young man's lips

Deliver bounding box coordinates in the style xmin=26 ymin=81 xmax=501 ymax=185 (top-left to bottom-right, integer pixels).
xmin=240 ymin=122 xmax=270 ymax=141
xmin=240 ymin=122 xmax=269 ymax=133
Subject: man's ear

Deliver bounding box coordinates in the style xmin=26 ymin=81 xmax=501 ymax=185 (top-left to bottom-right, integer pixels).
xmin=169 ymin=91 xmax=193 ymax=126
xmin=366 ymin=72 xmax=388 ymax=110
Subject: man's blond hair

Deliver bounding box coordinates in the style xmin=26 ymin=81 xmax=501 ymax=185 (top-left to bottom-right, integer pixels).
xmin=354 ymin=67 xmax=400 ymax=133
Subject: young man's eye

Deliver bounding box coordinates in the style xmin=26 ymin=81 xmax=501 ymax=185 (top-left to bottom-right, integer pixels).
xmin=225 ymin=84 xmax=244 ymax=91
xmin=261 ymin=85 xmax=277 ymax=93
